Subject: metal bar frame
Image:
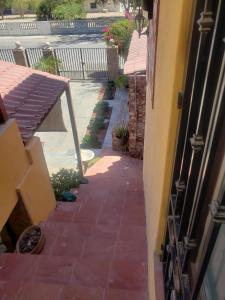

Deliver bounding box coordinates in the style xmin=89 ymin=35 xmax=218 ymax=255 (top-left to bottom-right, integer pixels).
xmin=162 ymin=0 xmax=225 ymax=298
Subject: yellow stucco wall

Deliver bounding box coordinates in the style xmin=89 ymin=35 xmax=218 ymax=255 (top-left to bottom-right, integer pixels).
xmin=143 ymin=0 xmax=194 ymax=298
xmin=0 ymin=119 xmax=56 ymax=231
xmin=17 ymin=137 xmax=56 ymax=224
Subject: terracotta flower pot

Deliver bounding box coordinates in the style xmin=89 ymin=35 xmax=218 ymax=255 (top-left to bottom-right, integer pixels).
xmin=16 ymin=225 xmax=45 ymax=254
xmin=112 ymin=131 xmax=128 ymax=151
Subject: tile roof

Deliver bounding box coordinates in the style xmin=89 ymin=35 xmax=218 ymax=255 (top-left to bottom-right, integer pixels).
xmin=124 ymin=30 xmax=147 ymax=75
xmin=0 ymin=60 xmax=69 ymax=142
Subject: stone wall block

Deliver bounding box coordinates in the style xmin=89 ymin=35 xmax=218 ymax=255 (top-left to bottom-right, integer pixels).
xmin=128 ymin=74 xmax=146 ymax=158
xmin=107 ymin=46 xmax=119 ymax=80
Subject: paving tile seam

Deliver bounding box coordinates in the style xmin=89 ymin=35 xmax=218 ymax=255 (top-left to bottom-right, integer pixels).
xmin=104 ymin=184 xmax=127 ymax=297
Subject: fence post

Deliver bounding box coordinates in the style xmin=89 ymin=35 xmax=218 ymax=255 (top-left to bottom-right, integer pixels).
xmin=107 ymin=45 xmax=119 ymax=81
xmin=42 ymin=42 xmax=54 ymax=58
xmin=12 ymin=42 xmax=29 ymax=67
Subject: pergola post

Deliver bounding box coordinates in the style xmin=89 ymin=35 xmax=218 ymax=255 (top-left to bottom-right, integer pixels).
xmin=65 ymin=85 xmax=88 ymax=184
xmin=13 ymin=42 xmax=29 ymax=67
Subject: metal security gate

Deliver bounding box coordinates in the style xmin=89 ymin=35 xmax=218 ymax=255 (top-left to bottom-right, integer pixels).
xmin=0 ymin=49 xmax=15 ymax=63
xmin=26 ymin=48 xmax=43 ymax=68
xmin=54 ymin=48 xmax=108 ymax=81
xmin=0 ymin=47 xmax=127 ymax=81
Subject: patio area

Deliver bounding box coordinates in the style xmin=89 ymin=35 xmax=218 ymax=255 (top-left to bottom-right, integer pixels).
xmin=36 ymin=81 xmax=103 ymax=174
xmin=0 ymin=149 xmax=148 ymax=300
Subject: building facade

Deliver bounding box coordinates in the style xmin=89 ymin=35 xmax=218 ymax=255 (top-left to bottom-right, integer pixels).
xmin=84 ymin=0 xmax=120 ymax=13
xmin=143 ymin=0 xmax=225 ymax=299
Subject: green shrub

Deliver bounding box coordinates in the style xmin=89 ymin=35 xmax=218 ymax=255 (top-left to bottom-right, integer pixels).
xmin=103 ymin=81 xmax=116 ymax=100
xmin=36 ymin=0 xmax=56 ymax=20
xmin=115 ymin=75 xmax=128 ymax=89
xmin=81 ymin=134 xmax=101 ymax=149
xmin=108 ymin=80 xmax=115 ymax=89
xmin=51 ymin=168 xmax=80 ymax=200
xmin=104 ymin=19 xmax=135 ymax=51
xmin=88 ymin=117 xmax=105 ymax=134
xmin=114 ymin=125 xmax=129 ymax=144
xmin=52 ymin=1 xmax=86 ymax=20
xmin=36 ymin=0 xmax=86 ymax=20
xmin=35 ymin=56 xmax=61 ymax=75
xmin=93 ymin=101 xmax=110 ymax=115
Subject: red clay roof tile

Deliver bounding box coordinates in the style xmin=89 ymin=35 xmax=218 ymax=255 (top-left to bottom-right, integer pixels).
xmin=0 ymin=60 xmax=69 ymax=142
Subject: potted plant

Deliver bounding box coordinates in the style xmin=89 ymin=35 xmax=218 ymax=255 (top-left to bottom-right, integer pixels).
xmin=112 ymin=125 xmax=129 ymax=151
xmin=16 ymin=225 xmax=45 ymax=254
xmin=104 ymin=80 xmax=116 ymax=100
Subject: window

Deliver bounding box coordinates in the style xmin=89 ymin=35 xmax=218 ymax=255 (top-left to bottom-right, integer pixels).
xmin=90 ymin=3 xmax=97 ymax=9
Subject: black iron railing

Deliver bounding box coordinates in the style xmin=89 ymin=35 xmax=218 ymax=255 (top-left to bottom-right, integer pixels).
xmin=162 ymin=0 xmax=225 ymax=299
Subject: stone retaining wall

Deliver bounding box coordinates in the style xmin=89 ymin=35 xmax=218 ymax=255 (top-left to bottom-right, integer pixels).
xmin=128 ymin=74 xmax=146 ymax=158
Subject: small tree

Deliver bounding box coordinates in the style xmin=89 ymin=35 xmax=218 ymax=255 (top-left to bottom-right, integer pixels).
xmin=53 ymin=0 xmax=86 ymax=20
xmin=11 ymin=0 xmax=29 ymax=18
xmin=28 ymin=0 xmax=41 ymax=12
xmin=0 ymin=0 xmax=10 ymax=19
xmin=37 ymin=0 xmax=85 ymax=20
xmin=36 ymin=0 xmax=59 ymax=20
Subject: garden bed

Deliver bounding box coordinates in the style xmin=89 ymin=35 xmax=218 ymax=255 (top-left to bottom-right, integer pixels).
xmin=81 ymin=100 xmax=112 ymax=149
xmin=103 ymin=83 xmax=116 ymax=100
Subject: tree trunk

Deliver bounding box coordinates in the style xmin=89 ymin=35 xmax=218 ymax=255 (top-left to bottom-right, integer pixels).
xmin=0 ymin=9 xmax=4 ymax=19
xmin=19 ymin=6 xmax=24 ymax=18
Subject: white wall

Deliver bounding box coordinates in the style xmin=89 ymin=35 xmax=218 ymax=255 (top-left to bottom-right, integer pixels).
xmin=0 ymin=21 xmax=51 ymax=36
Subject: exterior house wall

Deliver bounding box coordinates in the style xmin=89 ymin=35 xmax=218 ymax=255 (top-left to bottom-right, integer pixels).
xmin=0 ymin=119 xmax=56 ymax=232
xmin=143 ymin=0 xmax=194 ymax=298
xmin=84 ymin=0 xmax=120 ymax=12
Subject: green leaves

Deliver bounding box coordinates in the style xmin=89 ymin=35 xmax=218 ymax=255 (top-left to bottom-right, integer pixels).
xmin=36 ymin=0 xmax=86 ymax=20
xmin=51 ymin=168 xmax=80 ymax=200
xmin=35 ymin=56 xmax=61 ymax=75
xmin=115 ymin=74 xmax=128 ymax=88
xmin=52 ymin=0 xmax=86 ymax=20
xmin=93 ymin=101 xmax=110 ymax=115
xmin=80 ymin=134 xmax=101 ymax=149
xmin=104 ymin=19 xmax=134 ymax=51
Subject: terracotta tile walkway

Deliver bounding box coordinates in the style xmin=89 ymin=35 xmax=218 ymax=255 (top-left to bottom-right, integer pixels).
xmin=0 ymin=150 xmax=148 ymax=300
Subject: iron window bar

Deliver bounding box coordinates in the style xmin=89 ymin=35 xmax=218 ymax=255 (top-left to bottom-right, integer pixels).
xmin=162 ymin=0 xmax=225 ymax=298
